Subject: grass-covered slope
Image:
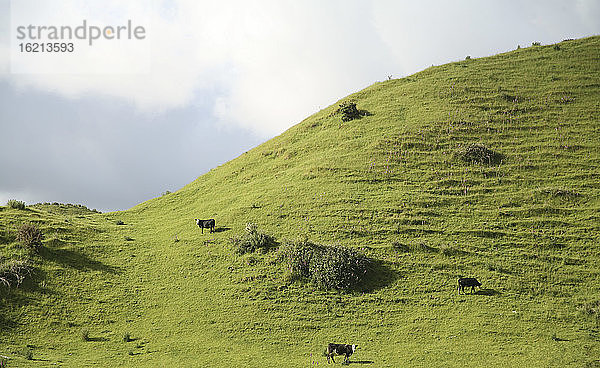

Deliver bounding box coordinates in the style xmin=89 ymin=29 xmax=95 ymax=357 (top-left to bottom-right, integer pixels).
xmin=1 ymin=36 xmax=600 ymax=367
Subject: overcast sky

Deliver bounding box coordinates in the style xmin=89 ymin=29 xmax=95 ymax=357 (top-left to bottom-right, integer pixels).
xmin=1 ymin=0 xmax=599 ymax=212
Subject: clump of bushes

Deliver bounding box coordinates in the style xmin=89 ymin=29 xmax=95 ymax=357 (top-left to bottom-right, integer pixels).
xmin=230 ymin=223 xmax=276 ymax=254
xmin=278 ymin=240 xmax=371 ymax=290
xmin=0 ymin=259 xmax=33 ymax=287
xmin=455 ymin=143 xmax=504 ymax=165
xmin=7 ymin=199 xmax=26 ymax=210
xmin=329 ymin=100 xmax=370 ymax=122
xmin=16 ymin=223 xmax=44 ymax=251
xmin=337 ymin=101 xmax=361 ymax=122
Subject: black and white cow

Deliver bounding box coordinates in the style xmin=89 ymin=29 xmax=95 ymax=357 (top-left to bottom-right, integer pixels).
xmin=326 ymin=343 xmax=357 ymax=364
xmin=458 ymin=277 xmax=481 ymax=294
xmin=194 ymin=218 xmax=215 ymax=234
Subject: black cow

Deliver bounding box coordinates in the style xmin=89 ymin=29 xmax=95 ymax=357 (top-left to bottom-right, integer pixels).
xmin=326 ymin=343 xmax=357 ymax=364
xmin=194 ymin=218 xmax=215 ymax=234
xmin=458 ymin=277 xmax=481 ymax=294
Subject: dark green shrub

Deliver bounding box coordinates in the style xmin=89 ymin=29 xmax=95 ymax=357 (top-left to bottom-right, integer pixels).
xmin=123 ymin=332 xmax=132 ymax=342
xmin=338 ymin=101 xmax=361 ymax=122
xmin=7 ymin=199 xmax=25 ymax=210
xmin=230 ymin=223 xmax=275 ymax=254
xmin=16 ymin=223 xmax=44 ymax=251
xmin=465 ymin=55 xmax=471 ymax=60
xmin=553 ymin=44 xmax=560 ymax=51
xmin=455 ymin=143 xmax=504 ymax=165
xmin=532 ymin=41 xmax=541 ymax=46
xmin=278 ymin=239 xmax=315 ymax=278
xmin=116 ymin=220 xmax=125 ymax=225
xmin=279 ymin=240 xmax=371 ymax=290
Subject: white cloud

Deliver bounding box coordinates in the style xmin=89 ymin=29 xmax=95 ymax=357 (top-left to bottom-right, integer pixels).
xmin=3 ymin=0 xmax=600 ymax=137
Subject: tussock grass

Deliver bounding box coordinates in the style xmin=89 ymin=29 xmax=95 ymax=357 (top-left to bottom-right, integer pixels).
xmin=6 ymin=200 xmax=25 ymax=210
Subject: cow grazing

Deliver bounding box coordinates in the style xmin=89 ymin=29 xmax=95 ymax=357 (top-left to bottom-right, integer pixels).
xmin=458 ymin=277 xmax=481 ymax=294
xmin=326 ymin=343 xmax=357 ymax=364
xmin=194 ymin=218 xmax=215 ymax=234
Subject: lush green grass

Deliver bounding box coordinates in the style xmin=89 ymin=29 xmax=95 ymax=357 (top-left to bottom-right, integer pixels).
xmin=1 ymin=36 xmax=600 ymax=367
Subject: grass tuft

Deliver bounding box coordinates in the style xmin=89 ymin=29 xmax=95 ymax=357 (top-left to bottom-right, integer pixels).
xmin=16 ymin=223 xmax=43 ymax=251
xmin=7 ymin=199 xmax=26 ymax=210
xmin=455 ymin=143 xmax=504 ymax=165
xmin=230 ymin=223 xmax=276 ymax=254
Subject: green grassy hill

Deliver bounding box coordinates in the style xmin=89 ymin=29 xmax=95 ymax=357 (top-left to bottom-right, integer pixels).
xmin=1 ymin=36 xmax=600 ymax=367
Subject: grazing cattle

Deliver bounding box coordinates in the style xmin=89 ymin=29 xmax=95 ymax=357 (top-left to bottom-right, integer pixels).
xmin=458 ymin=277 xmax=481 ymax=294
xmin=194 ymin=218 xmax=215 ymax=234
xmin=326 ymin=343 xmax=357 ymax=364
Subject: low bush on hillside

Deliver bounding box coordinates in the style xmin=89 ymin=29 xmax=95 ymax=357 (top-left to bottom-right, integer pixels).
xmin=338 ymin=101 xmax=361 ymax=121
xmin=16 ymin=223 xmax=44 ymax=251
xmin=332 ymin=101 xmax=370 ymax=122
xmin=7 ymin=199 xmax=26 ymax=210
xmin=0 ymin=259 xmax=33 ymax=287
xmin=455 ymin=143 xmax=504 ymax=165
xmin=230 ymin=223 xmax=276 ymax=254
xmin=278 ymin=240 xmax=371 ymax=290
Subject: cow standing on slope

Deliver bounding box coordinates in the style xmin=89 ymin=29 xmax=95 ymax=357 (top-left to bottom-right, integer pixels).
xmin=326 ymin=344 xmax=357 ymax=364
xmin=195 ymin=218 xmax=215 ymax=233
xmin=458 ymin=277 xmax=481 ymax=294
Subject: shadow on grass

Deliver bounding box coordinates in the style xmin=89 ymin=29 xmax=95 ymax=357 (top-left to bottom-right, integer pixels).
xmin=213 ymin=227 xmax=232 ymax=233
xmin=87 ymin=337 xmax=109 ymax=342
xmin=474 ymin=288 xmax=501 ymax=296
xmin=38 ymin=246 xmax=121 ymax=274
xmin=350 ymin=360 xmax=375 ymax=365
xmin=0 ymin=309 xmax=17 ymax=330
xmin=0 ymin=263 xmax=68 ymax=335
xmin=357 ymin=259 xmax=398 ymax=293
